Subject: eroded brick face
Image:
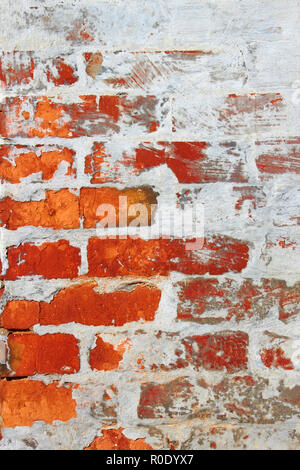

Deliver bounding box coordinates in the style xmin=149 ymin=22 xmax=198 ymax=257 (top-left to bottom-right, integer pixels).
xmin=84 ymin=429 xmax=153 ymax=451
xmin=0 ymin=146 xmax=75 ymax=184
xmin=0 ymin=0 xmax=299 ymax=451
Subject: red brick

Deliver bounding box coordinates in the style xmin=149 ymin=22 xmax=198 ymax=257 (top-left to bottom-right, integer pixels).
xmin=3 ymin=240 xmax=81 ymax=280
xmin=134 ymin=142 xmax=211 ymax=183
xmin=40 ymin=282 xmax=161 ymax=326
xmin=84 ymin=429 xmax=153 ymax=450
xmin=0 ymin=95 xmax=161 ymax=138
xmin=1 ymin=300 xmax=39 ymax=330
xmin=8 ymin=333 xmax=80 ymax=376
xmin=0 ymin=379 xmax=76 ymax=427
xmin=261 ymin=347 xmax=294 ymax=370
xmin=45 ymin=57 xmax=78 ymax=86
xmin=0 ymin=145 xmax=75 ymax=184
xmin=87 ymin=236 xmax=249 ymax=277
xmin=80 ymin=186 xmax=157 ymax=228
xmin=167 ymin=142 xmax=247 ymax=183
xmin=89 ymin=335 xmax=129 ymax=371
xmin=182 ymin=332 xmax=249 ymax=373
xmin=259 ymin=331 xmax=295 ymax=370
xmin=0 ymin=189 xmax=79 ymax=230
xmin=85 ymin=141 xmax=249 ymax=184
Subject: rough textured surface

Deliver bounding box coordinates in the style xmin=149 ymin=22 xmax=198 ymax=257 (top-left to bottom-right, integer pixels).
xmin=0 ymin=0 xmax=300 ymax=450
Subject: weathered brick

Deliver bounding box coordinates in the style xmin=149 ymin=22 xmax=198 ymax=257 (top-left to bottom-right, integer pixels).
xmin=40 ymin=282 xmax=161 ymax=326
xmin=162 ymin=421 xmax=300 ymax=450
xmin=80 ymin=186 xmax=157 ymax=228
xmin=259 ymin=332 xmax=295 ymax=370
xmin=0 ymin=52 xmax=34 ymax=88
xmin=176 ymin=185 xmax=267 ymax=235
xmin=261 ymin=347 xmax=294 ymax=370
xmin=44 ymin=56 xmax=78 ymax=87
xmin=0 ymin=379 xmax=76 ymax=427
xmin=0 ymin=52 xmax=78 ymax=90
xmin=136 ymin=142 xmax=248 ymax=183
xmin=255 ymin=138 xmax=300 ymax=180
xmin=84 ymin=429 xmax=153 ymax=450
xmin=85 ymin=141 xmax=249 ymax=184
xmin=84 ymin=53 xmax=103 ymax=79
xmin=260 ymin=231 xmax=300 ymax=283
xmin=1 ymin=1 xmax=296 ymax=51
xmin=0 ymin=95 xmax=164 ymax=138
xmin=182 ymin=332 xmax=249 ymax=373
xmin=89 ymin=335 xmax=129 ymax=371
xmin=83 ymin=49 xmax=247 ymax=92
xmin=0 ymin=146 xmax=75 ymax=184
xmin=88 ymin=384 xmax=118 ymax=425
xmin=84 ymin=142 xmax=109 ymax=183
xmin=7 ymin=333 xmax=80 ymax=376
xmin=103 ymin=330 xmax=248 ymax=374
xmin=138 ymin=378 xmax=198 ymax=421
xmin=176 ymin=277 xmax=300 ymax=323
xmin=172 ymin=92 xmax=298 ymax=137
xmin=231 ymin=186 xmax=266 ymax=213
xmin=3 ymin=240 xmax=81 ymax=280
xmin=0 ymin=0 xmax=298 ymax=452
xmin=210 ymin=375 xmax=300 ymax=424
xmin=87 ymin=236 xmax=249 ymax=277
xmin=0 ymin=189 xmax=79 ymax=230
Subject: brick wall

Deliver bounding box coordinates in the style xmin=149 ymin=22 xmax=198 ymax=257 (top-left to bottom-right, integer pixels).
xmin=0 ymin=0 xmax=300 ymax=450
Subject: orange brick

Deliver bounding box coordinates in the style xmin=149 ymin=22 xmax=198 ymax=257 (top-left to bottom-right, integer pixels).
xmin=0 ymin=379 xmax=76 ymax=427
xmin=84 ymin=429 xmax=153 ymax=450
xmin=0 ymin=189 xmax=79 ymax=230
xmin=80 ymin=186 xmax=157 ymax=228
xmin=0 ymin=146 xmax=75 ymax=184
xmin=1 ymin=300 xmax=39 ymax=330
xmin=89 ymin=336 xmax=128 ymax=371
